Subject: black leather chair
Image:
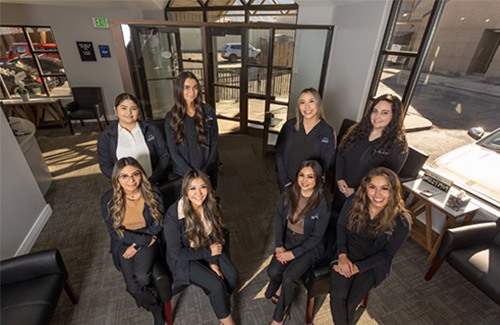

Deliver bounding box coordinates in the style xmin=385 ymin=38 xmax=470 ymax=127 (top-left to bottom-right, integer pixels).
xmin=424 ymin=219 xmax=500 ymax=305
xmin=0 ymin=249 xmax=79 ymax=325
xmin=398 ymin=146 xmax=429 ymax=183
xmin=66 ymin=87 xmax=109 ymax=133
xmin=336 ymin=118 xmax=357 ymax=145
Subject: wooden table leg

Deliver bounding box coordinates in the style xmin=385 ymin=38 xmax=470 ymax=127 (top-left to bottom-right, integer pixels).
xmin=427 ymin=215 xmax=455 ymax=262
xmin=425 ymin=203 xmax=433 ymax=252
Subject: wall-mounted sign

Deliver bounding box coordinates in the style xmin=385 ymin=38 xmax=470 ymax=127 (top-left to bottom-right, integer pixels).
xmin=76 ymin=41 xmax=97 ymax=62
xmin=98 ymin=45 xmax=111 ymax=58
xmin=92 ymin=17 xmax=109 ymax=28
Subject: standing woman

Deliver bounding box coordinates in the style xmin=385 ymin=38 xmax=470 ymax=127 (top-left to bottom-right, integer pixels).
xmin=330 ymin=167 xmax=411 ymax=325
xmin=100 ymin=157 xmax=165 ymax=324
xmin=266 ymin=160 xmax=330 ymax=325
xmin=275 ymin=88 xmax=336 ymax=192
xmin=164 ymin=170 xmax=237 ymax=325
xmin=164 ymin=71 xmax=219 ymax=189
xmin=333 ymin=94 xmax=408 ymax=212
xmin=98 ymin=93 xmax=170 ymax=185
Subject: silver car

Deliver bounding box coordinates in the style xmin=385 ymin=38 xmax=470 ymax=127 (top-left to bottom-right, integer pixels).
xmin=430 ymin=127 xmax=500 ymax=207
xmin=221 ymin=43 xmax=261 ymax=62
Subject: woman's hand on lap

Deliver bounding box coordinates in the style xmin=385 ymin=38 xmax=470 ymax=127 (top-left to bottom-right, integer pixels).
xmin=210 ymin=263 xmax=224 ymax=279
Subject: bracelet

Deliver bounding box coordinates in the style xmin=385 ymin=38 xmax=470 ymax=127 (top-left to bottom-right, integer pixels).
xmin=132 ymin=243 xmax=141 ymax=251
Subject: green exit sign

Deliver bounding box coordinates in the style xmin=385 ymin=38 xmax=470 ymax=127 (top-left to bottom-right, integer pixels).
xmin=92 ymin=17 xmax=109 ymax=28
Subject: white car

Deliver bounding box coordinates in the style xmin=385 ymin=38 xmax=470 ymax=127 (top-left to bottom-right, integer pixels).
xmin=221 ymin=43 xmax=261 ymax=62
xmin=430 ymin=127 xmax=500 ymax=207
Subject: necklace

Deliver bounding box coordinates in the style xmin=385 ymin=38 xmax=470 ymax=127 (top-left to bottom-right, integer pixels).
xmin=126 ymin=192 xmax=142 ymax=201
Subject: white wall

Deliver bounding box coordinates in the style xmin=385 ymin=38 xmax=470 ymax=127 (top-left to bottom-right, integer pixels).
xmin=297 ymin=0 xmax=391 ymax=132
xmin=0 ymin=112 xmax=52 ymax=259
xmin=0 ymin=3 xmax=146 ymax=117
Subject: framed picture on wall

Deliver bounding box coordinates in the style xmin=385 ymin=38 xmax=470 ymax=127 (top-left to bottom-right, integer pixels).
xmin=76 ymin=41 xmax=97 ymax=61
xmin=98 ymin=45 xmax=111 ymax=58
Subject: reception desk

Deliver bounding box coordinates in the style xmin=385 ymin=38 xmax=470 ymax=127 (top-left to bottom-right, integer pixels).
xmin=9 ymin=117 xmax=52 ymax=195
xmin=1 ymin=98 xmax=73 ymax=134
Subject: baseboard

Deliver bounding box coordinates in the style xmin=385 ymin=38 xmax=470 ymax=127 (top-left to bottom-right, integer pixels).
xmin=15 ymin=204 xmax=53 ymax=256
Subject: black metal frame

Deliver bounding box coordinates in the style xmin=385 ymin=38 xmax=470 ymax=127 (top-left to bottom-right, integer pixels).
xmin=365 ymin=0 xmax=447 ymax=115
xmin=165 ymin=0 xmax=298 ymax=23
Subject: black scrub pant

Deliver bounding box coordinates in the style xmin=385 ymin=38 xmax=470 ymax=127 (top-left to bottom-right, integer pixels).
xmin=119 ymin=244 xmax=163 ymax=323
xmin=266 ymin=252 xmax=314 ymax=322
xmin=188 ymin=252 xmax=238 ymax=319
xmin=329 ymin=267 xmax=375 ymax=325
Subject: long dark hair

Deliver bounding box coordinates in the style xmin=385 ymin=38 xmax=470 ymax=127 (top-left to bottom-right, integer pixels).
xmin=181 ymin=170 xmax=225 ymax=249
xmin=348 ymin=167 xmax=411 ymax=236
xmin=170 ymin=71 xmax=207 ymax=147
xmin=338 ymin=94 xmax=408 ymax=156
xmin=285 ymin=160 xmax=324 ymax=223
xmin=109 ymin=157 xmax=162 ymax=237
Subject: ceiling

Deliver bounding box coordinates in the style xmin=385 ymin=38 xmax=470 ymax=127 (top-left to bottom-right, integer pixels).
xmin=0 ymin=0 xmax=168 ymax=10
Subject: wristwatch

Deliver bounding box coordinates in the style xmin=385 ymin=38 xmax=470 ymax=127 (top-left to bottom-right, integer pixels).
xmin=132 ymin=243 xmax=141 ymax=251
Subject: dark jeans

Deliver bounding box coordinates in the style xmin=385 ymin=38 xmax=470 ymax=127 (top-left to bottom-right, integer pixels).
xmin=188 ymin=252 xmax=238 ymax=319
xmin=329 ymin=267 xmax=375 ymax=325
xmin=266 ymin=252 xmax=313 ymax=322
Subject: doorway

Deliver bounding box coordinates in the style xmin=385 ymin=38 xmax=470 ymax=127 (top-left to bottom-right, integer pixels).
xmin=113 ymin=21 xmax=333 ymax=151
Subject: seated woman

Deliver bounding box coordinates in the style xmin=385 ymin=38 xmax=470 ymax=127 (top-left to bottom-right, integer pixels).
xmin=333 ymin=94 xmax=408 ymax=213
xmin=329 ymin=167 xmax=411 ymax=325
xmin=275 ymin=88 xmax=336 ymax=192
xmin=265 ymin=160 xmax=330 ymax=325
xmin=164 ymin=72 xmax=219 ymax=188
xmin=98 ymin=93 xmax=170 ymax=185
xmin=100 ymin=157 xmax=165 ymax=324
xmin=164 ymin=170 xmax=237 ymax=325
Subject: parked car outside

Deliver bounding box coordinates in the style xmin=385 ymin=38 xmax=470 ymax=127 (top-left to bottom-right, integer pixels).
xmin=5 ymin=55 xmax=66 ymax=86
xmin=221 ymin=43 xmax=261 ymax=62
xmin=429 ymin=127 xmax=500 ymax=207
xmin=6 ymin=43 xmax=60 ymax=60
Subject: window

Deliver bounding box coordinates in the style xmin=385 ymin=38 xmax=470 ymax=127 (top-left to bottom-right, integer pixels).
xmin=165 ymin=0 xmax=298 ymax=24
xmin=0 ymin=26 xmax=70 ymax=99
xmin=368 ymin=0 xmax=500 ymax=206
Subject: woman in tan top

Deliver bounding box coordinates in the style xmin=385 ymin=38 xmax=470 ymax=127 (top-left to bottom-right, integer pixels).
xmin=265 ymin=160 xmax=330 ymax=324
xmin=100 ymin=157 xmax=164 ymax=324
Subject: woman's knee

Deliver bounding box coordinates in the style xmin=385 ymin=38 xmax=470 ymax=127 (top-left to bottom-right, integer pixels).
xmin=134 ymin=270 xmax=153 ymax=287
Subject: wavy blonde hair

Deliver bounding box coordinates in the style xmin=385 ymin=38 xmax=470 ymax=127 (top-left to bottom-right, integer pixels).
xmin=109 ymin=157 xmax=162 ymax=237
xmin=181 ymin=170 xmax=225 ymax=249
xmin=348 ymin=167 xmax=411 ymax=236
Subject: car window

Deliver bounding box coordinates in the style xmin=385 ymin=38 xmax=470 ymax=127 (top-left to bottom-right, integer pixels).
xmin=233 ymin=44 xmax=241 ymax=49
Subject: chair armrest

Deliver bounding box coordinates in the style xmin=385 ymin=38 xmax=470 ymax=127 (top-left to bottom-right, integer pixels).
xmin=0 ymin=249 xmax=68 ymax=285
xmin=436 ymin=222 xmax=499 ymax=260
xmin=65 ymin=101 xmax=79 ymax=113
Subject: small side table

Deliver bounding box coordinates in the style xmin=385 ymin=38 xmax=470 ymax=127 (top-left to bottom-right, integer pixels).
xmin=403 ymin=179 xmax=479 ymax=262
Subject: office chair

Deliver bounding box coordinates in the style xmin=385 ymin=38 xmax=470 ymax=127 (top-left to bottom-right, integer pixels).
xmin=65 ymin=87 xmax=109 ymax=132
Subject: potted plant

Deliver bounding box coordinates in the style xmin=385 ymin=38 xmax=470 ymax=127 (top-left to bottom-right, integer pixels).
xmin=14 ymin=71 xmax=30 ymax=101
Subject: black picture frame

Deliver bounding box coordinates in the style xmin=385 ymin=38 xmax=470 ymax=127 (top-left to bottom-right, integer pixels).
xmin=76 ymin=41 xmax=97 ymax=61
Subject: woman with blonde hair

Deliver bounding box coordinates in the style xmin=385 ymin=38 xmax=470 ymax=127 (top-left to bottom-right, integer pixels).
xmin=164 ymin=170 xmax=237 ymax=325
xmin=330 ymin=167 xmax=411 ymax=324
xmin=100 ymin=157 xmax=165 ymax=324
xmin=275 ymin=88 xmax=336 ymax=192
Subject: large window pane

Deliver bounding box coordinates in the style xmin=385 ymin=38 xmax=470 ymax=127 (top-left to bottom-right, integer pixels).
xmin=0 ymin=26 xmax=69 ymax=98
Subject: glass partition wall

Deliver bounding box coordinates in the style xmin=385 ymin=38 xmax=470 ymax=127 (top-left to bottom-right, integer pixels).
xmin=112 ymin=21 xmax=333 ymax=152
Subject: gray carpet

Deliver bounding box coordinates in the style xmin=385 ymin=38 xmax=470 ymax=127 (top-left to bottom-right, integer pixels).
xmin=31 ymin=123 xmax=500 ymax=324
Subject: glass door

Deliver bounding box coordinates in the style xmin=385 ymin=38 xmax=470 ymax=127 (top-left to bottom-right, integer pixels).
xmin=121 ymin=24 xmax=204 ymax=120
xmin=205 ymin=26 xmax=243 ymax=134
